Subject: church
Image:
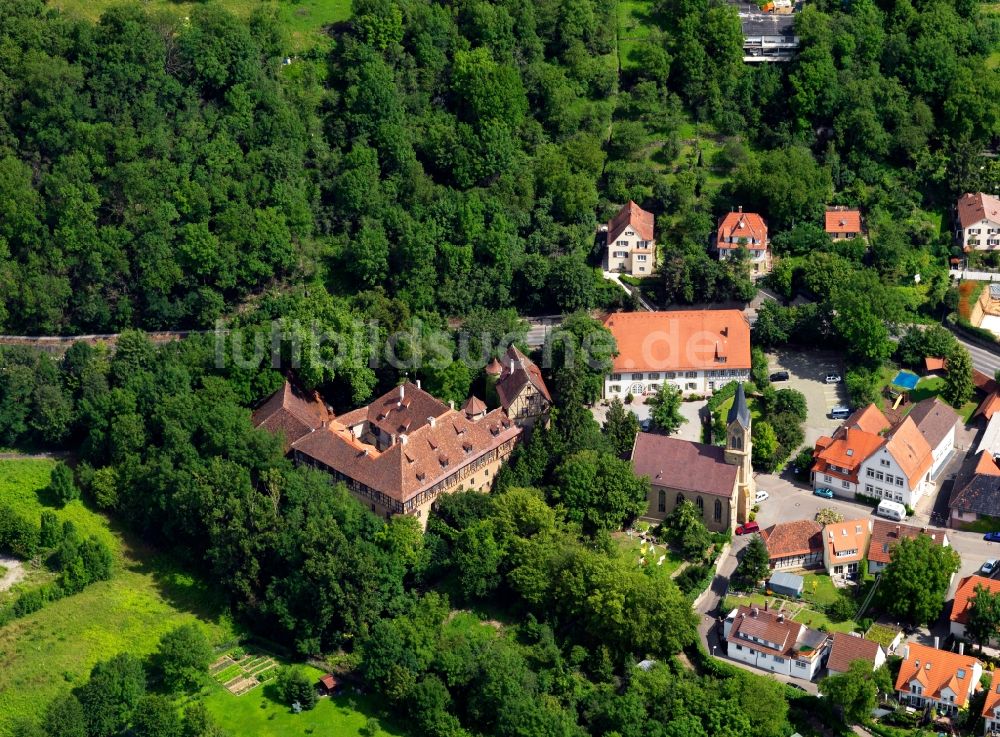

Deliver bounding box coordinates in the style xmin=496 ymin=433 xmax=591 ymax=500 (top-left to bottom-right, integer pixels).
xmin=630 ymin=383 xmax=754 ymax=532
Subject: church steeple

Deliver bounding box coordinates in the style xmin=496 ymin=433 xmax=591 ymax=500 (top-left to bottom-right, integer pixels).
xmin=724 ymin=382 xmax=754 ymax=524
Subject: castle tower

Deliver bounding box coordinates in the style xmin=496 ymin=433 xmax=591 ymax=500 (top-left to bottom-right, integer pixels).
xmin=724 ymin=383 xmax=755 ymax=524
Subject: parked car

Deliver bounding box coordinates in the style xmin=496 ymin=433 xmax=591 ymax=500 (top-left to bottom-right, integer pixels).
xmin=824 ymin=373 xmax=842 ymax=384
xmin=770 ymin=371 xmax=790 ymax=382
xmin=735 ymin=521 xmax=760 ymax=535
xmin=639 ymin=419 xmax=652 ymax=432
xmin=813 ymin=487 xmax=835 ymax=499
xmin=985 ymin=531 xmax=1000 ymax=543
xmin=983 ymin=559 xmax=998 ymax=575
xmin=830 ymin=406 xmax=851 ymax=419
xmin=754 ymin=490 xmax=769 ymax=504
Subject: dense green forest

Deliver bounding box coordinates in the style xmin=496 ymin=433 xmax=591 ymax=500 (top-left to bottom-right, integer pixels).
xmin=0 ymin=0 xmax=996 ymax=334
xmin=1 ymin=0 xmax=999 ymax=734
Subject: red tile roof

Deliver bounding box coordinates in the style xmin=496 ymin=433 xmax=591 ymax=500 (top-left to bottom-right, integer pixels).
xmin=824 ymin=208 xmax=863 ymax=235
xmin=288 ymin=384 xmax=522 ymax=508
xmin=867 ymin=519 xmax=946 ymax=565
xmin=924 ymin=357 xmax=946 ymax=372
xmin=895 ymin=642 xmax=981 ymax=707
xmin=974 ymin=369 xmax=999 ymax=395
xmin=367 ymin=382 xmax=450 ymax=437
xmin=603 ymin=310 xmax=750 ymax=373
xmin=607 ymin=201 xmax=654 ymax=242
xmin=717 ymin=209 xmax=768 ymax=248
xmin=494 ymin=345 xmax=551 ymax=409
xmin=982 ymin=681 xmax=1000 ymax=721
xmin=827 ymin=632 xmax=883 ymax=673
xmin=883 ymin=417 xmax=934 ymax=489
xmin=252 ymin=381 xmax=333 ymax=451
xmin=824 ymin=519 xmax=871 ymax=564
xmin=846 ymin=405 xmax=891 ymax=435
xmin=762 ymin=520 xmax=823 ymax=560
xmin=950 ymin=575 xmax=1000 ymax=626
xmin=957 ymin=192 xmax=1000 ymax=230
xmin=728 ymin=605 xmax=827 ymax=661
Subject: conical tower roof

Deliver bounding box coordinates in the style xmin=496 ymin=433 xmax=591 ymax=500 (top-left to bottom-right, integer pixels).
xmin=727 ymin=382 xmax=750 ymax=428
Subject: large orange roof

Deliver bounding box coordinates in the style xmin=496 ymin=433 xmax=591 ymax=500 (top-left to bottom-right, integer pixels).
xmin=883 ymin=417 xmax=934 ymax=488
xmin=603 ymin=310 xmax=750 ymax=373
xmin=951 ymin=575 xmax=1000 ymax=626
xmin=717 ymin=209 xmax=768 ymax=248
xmin=895 ymin=642 xmax=981 ymax=707
xmin=824 ymin=208 xmax=863 ymax=234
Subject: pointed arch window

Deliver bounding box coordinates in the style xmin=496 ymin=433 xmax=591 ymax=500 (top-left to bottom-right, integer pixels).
xmin=714 ymin=499 xmax=722 ymax=522
xmin=731 ymin=433 xmax=743 ymax=451
xmin=658 ymin=489 xmax=666 ymax=513
xmin=696 ymin=496 xmax=704 ymax=512
xmin=676 ymin=493 xmax=684 ymax=508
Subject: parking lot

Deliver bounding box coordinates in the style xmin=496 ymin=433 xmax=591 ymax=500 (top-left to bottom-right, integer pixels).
xmin=766 ymin=348 xmax=848 ymax=447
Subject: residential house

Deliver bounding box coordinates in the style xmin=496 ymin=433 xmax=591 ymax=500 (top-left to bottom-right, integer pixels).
xmin=906 ymin=398 xmax=958 ymax=478
xmin=858 ymin=417 xmax=934 ymax=507
xmin=761 ymin=520 xmax=824 ymax=570
xmin=741 ymin=13 xmax=800 ymax=62
xmin=723 ymin=605 xmax=829 ymax=681
xmin=826 ymin=632 xmax=886 ymax=676
xmin=822 ymin=518 xmax=872 ymax=579
xmin=950 ymin=575 xmax=1000 ymax=645
xmin=824 ymin=207 xmax=864 ymax=240
xmin=956 ymin=193 xmax=1000 ymax=251
xmin=631 ymin=384 xmax=754 ymax=531
xmin=894 ymin=642 xmax=982 ymax=717
xmin=812 ymin=405 xmax=891 ymax=498
xmin=605 ymin=201 xmax=655 ymax=276
xmin=602 ymin=310 xmax=750 ymax=398
xmin=982 ymin=681 xmax=1000 ymax=735
xmin=949 ymin=451 xmax=1000 ymax=528
xmin=486 ymin=345 xmax=552 ymax=432
xmin=867 ymin=519 xmax=949 ymax=575
xmin=811 ymin=402 xmax=950 ymax=507
xmin=716 ymin=207 xmax=771 ymax=274
xmin=255 ymin=381 xmax=522 ymax=527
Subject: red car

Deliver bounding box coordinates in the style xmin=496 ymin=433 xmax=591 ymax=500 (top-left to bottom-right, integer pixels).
xmin=735 ymin=521 xmax=760 ymax=535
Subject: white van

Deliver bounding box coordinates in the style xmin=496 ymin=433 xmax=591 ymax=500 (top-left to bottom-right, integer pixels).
xmin=875 ymin=499 xmax=906 ymax=521
xmin=830 ymin=406 xmax=851 ymax=420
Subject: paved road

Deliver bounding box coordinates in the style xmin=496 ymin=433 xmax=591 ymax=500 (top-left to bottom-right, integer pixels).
xmin=951 ymin=269 xmax=1000 ymax=282
xmin=955 ymin=333 xmax=1000 ymax=377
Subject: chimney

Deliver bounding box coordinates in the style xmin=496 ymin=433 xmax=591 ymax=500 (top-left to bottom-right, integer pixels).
xmin=777 ymin=613 xmax=784 ymax=623
xmin=400 ymin=385 xmax=405 ymax=400
xmin=752 ymin=606 xmax=759 ymax=617
xmin=449 ymin=400 xmax=454 ymax=410
xmin=428 ymin=416 xmax=436 ymax=428
xmin=399 ymin=434 xmax=408 ymax=445
xmin=416 ymin=379 xmax=421 ymax=390
xmin=738 ymin=205 xmax=743 ymax=213
xmin=934 ymin=636 xmax=939 ymax=649
xmin=959 ymin=642 xmax=965 ymax=655
xmin=764 ymin=600 xmax=768 ymax=611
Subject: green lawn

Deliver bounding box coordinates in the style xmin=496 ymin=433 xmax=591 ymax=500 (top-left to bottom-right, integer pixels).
xmin=0 ymin=460 xmax=237 ymax=735
xmin=614 ymin=532 xmax=685 ymax=578
xmin=799 ymin=573 xmax=840 ymax=608
xmin=203 ymin=667 xmax=409 ymax=737
xmin=723 ymin=589 xmax=857 ymax=634
xmin=47 ymin=0 xmax=352 ymax=52
xmin=865 ymin=622 xmax=902 ymax=649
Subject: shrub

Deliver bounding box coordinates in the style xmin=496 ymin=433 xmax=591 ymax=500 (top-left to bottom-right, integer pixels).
xmin=828 ymin=594 xmax=857 ymax=623
xmin=49 ymin=463 xmax=79 ymax=507
xmin=277 ymin=666 xmax=317 ymax=710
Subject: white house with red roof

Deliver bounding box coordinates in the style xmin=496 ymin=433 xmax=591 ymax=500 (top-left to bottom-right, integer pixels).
xmin=605 ymin=201 xmax=655 ymax=276
xmin=982 ymin=680 xmax=1000 ymax=735
xmin=950 ymin=574 xmax=1000 ymax=645
xmin=716 ymin=207 xmax=771 ymax=274
xmin=825 ymin=207 xmax=864 ymax=240
xmin=956 ymin=193 xmax=1000 ymax=251
xmin=722 ymin=605 xmax=829 ymax=680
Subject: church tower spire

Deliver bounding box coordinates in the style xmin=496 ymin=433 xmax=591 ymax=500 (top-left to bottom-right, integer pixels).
xmin=724 ymin=383 xmax=755 ymax=524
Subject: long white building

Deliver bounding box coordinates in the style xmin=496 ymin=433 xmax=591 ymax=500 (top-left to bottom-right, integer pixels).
xmin=602 ymin=310 xmax=751 ymax=398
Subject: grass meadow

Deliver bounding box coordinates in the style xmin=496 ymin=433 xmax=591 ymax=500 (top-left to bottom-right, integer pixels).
xmin=0 ymin=459 xmax=236 ymax=735
xmin=47 ymin=0 xmax=352 ymax=52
